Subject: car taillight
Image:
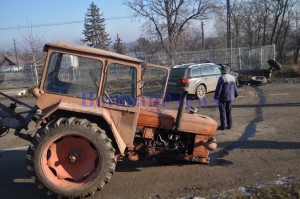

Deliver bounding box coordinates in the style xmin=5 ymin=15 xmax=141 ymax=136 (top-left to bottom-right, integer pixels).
xmin=180 ymin=78 xmax=189 ymax=84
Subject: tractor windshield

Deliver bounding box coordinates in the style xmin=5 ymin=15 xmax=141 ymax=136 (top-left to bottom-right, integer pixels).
xmin=44 ymin=52 xmax=103 ymax=99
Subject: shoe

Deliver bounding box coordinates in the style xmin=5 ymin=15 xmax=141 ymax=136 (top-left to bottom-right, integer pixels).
xmin=217 ymin=126 xmax=225 ymax=130
xmin=226 ymin=126 xmax=232 ymax=130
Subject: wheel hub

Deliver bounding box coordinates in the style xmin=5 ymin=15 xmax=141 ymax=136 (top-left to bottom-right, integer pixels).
xmin=68 ymin=151 xmax=80 ymax=163
xmin=41 ymin=135 xmax=100 ymax=188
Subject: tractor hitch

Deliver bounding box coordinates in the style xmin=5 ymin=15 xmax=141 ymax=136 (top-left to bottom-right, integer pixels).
xmin=0 ymin=91 xmax=37 ymax=141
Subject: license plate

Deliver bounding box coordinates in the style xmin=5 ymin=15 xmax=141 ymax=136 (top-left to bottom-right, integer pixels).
xmin=168 ymin=82 xmax=177 ymax=86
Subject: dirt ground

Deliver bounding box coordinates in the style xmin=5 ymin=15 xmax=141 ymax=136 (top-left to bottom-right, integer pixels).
xmin=159 ymin=82 xmax=300 ymax=199
xmin=0 ymin=82 xmax=300 ymax=199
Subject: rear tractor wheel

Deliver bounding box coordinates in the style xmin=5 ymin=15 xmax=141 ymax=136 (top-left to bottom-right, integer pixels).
xmin=27 ymin=117 xmax=116 ymax=198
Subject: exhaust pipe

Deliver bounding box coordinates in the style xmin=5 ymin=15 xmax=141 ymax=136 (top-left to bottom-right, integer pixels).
xmin=174 ymin=91 xmax=188 ymax=133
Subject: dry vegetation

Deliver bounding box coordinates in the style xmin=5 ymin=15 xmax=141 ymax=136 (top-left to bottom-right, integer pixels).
xmin=273 ymin=64 xmax=300 ymax=78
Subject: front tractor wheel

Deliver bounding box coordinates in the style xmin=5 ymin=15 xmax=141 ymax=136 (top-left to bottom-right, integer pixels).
xmin=27 ymin=117 xmax=116 ymax=198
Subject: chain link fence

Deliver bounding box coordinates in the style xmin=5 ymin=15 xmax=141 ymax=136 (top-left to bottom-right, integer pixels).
xmin=0 ymin=45 xmax=276 ymax=90
xmin=0 ymin=65 xmax=43 ymax=90
xmin=141 ymin=45 xmax=276 ymax=71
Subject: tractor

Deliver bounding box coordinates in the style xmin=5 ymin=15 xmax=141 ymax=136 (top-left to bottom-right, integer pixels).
xmin=0 ymin=42 xmax=218 ymax=198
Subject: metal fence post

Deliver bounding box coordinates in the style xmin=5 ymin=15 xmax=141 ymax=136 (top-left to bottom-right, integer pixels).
xmin=260 ymin=47 xmax=263 ymax=70
xmin=238 ymin=48 xmax=241 ymax=71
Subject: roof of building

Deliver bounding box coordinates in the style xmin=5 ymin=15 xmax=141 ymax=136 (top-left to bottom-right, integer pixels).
xmin=0 ymin=54 xmax=25 ymax=66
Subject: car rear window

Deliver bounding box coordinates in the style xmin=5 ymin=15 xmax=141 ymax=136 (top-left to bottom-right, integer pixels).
xmin=170 ymin=68 xmax=187 ymax=77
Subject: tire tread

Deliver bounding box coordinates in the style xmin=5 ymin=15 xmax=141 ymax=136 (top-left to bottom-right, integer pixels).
xmin=26 ymin=117 xmax=116 ymax=198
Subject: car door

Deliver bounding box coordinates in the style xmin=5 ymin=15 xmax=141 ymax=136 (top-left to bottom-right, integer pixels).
xmin=210 ymin=64 xmax=222 ymax=91
xmin=200 ymin=64 xmax=216 ymax=92
xmin=188 ymin=66 xmax=202 ymax=93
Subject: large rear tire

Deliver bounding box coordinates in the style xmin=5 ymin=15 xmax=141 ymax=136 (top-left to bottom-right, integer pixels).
xmin=27 ymin=117 xmax=116 ymax=198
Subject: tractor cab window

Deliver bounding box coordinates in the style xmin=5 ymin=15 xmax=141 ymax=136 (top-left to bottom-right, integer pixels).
xmin=103 ymin=63 xmax=137 ymax=106
xmin=45 ymin=52 xmax=102 ymax=99
xmin=141 ymin=66 xmax=168 ymax=99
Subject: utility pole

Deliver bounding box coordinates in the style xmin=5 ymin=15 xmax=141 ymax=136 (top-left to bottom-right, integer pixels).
xmin=13 ymin=39 xmax=19 ymax=67
xmin=227 ymin=0 xmax=231 ymax=49
xmin=295 ymin=11 xmax=300 ymax=64
xmin=201 ymin=21 xmax=205 ymax=50
xmin=227 ymin=0 xmax=232 ymax=66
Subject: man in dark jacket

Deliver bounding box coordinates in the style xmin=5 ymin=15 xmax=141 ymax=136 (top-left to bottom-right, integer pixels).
xmin=214 ymin=65 xmax=238 ymax=130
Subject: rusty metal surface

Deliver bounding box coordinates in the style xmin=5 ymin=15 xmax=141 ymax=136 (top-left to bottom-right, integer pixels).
xmin=137 ymin=106 xmax=218 ymax=136
xmin=35 ymin=43 xmax=144 ymax=152
xmin=60 ymin=101 xmax=128 ymax=154
xmin=37 ymin=99 xmax=147 ymax=154
xmin=143 ymin=127 xmax=155 ymax=139
xmin=44 ymin=41 xmax=143 ymax=64
xmin=0 ymin=92 xmax=33 ymax=109
xmin=193 ymin=134 xmax=210 ymax=158
xmin=36 ymin=97 xmax=138 ymax=154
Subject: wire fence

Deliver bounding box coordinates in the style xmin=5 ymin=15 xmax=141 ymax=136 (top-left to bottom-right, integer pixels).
xmin=140 ymin=45 xmax=276 ymax=71
xmin=0 ymin=66 xmax=43 ymax=90
xmin=0 ymin=45 xmax=276 ymax=90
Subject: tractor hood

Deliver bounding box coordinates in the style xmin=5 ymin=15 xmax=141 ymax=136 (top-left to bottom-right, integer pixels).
xmin=137 ymin=107 xmax=218 ymax=136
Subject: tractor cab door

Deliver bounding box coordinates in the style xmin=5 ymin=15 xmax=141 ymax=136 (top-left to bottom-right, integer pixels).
xmin=101 ymin=61 xmax=140 ymax=148
xmin=140 ymin=64 xmax=170 ymax=107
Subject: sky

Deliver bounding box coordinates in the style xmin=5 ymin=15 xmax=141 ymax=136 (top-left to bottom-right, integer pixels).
xmin=0 ymin=0 xmax=143 ymax=51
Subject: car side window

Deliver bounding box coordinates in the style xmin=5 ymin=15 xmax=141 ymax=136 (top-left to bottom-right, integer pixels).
xmin=211 ymin=65 xmax=221 ymax=75
xmin=201 ymin=65 xmax=214 ymax=75
xmin=191 ymin=67 xmax=201 ymax=77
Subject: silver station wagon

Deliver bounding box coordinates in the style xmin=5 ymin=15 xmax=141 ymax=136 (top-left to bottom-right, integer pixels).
xmin=166 ymin=63 xmax=222 ymax=99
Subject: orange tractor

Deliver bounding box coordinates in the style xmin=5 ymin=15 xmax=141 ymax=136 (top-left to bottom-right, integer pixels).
xmin=0 ymin=42 xmax=217 ymax=198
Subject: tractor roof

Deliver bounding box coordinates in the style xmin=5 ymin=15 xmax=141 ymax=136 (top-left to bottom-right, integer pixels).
xmin=44 ymin=41 xmax=144 ymax=64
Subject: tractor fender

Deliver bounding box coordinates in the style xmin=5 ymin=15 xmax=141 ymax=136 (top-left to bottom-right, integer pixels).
xmin=37 ymin=101 xmax=127 ymax=154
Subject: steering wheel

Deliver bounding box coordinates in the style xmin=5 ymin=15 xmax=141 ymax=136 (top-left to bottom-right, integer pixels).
xmin=104 ymin=90 xmax=113 ymax=103
xmin=104 ymin=91 xmax=124 ymax=104
xmin=89 ymin=70 xmax=100 ymax=87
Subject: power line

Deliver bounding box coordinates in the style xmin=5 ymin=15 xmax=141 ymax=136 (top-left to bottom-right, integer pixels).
xmin=0 ymin=16 xmax=131 ymax=31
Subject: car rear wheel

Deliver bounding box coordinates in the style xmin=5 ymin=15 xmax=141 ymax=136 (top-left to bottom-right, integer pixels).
xmin=196 ymin=84 xmax=206 ymax=99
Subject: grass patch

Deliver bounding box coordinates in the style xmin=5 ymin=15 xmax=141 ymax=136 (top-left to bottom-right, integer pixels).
xmin=222 ymin=183 xmax=300 ymax=199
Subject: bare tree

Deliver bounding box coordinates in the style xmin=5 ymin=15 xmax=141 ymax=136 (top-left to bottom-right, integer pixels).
xmin=125 ymin=0 xmax=216 ymax=64
xmin=230 ymin=1 xmax=244 ymax=48
xmin=129 ymin=37 xmax=161 ymax=60
xmin=20 ymin=24 xmax=45 ymax=84
xmin=292 ymin=11 xmax=300 ymax=63
xmin=213 ymin=0 xmax=299 ymax=63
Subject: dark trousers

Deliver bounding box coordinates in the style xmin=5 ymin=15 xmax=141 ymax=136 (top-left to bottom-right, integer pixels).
xmin=219 ymin=100 xmax=233 ymax=128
